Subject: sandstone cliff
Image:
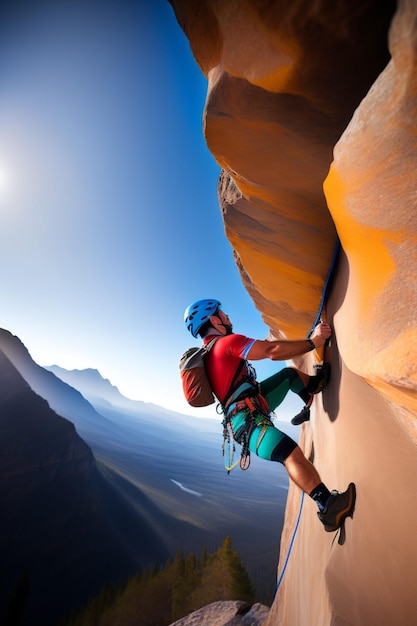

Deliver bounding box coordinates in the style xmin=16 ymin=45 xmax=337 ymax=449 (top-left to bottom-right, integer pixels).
xmin=168 ymin=1 xmax=417 ymax=624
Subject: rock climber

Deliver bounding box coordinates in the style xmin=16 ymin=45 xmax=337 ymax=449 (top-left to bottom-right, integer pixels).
xmin=184 ymin=298 xmax=356 ymax=532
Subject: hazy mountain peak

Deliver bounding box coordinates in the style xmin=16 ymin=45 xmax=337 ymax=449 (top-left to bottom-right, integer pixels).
xmin=44 ymin=364 xmax=132 ymax=409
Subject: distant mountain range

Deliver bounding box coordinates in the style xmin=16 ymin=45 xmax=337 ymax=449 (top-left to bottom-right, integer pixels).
xmin=0 ymin=328 xmax=295 ymax=625
xmin=44 ymin=364 xmax=165 ymax=414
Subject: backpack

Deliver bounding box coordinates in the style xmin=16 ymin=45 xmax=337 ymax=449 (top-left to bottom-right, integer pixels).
xmin=179 ymin=338 xmax=219 ymax=407
xmin=180 ymin=337 xmax=248 ymax=409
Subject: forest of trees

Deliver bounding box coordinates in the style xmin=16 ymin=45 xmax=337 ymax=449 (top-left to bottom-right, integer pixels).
xmin=60 ymin=537 xmax=256 ymax=626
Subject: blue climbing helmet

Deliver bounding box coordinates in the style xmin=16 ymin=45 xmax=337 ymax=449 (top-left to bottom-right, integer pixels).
xmin=184 ymin=299 xmax=221 ymax=338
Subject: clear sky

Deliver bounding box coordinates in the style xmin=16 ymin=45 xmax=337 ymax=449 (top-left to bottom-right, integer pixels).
xmin=0 ymin=0 xmax=300 ymax=420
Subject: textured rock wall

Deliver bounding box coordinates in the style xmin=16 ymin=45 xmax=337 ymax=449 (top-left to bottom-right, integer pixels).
xmin=170 ymin=0 xmax=395 ymax=338
xmin=169 ymin=1 xmax=417 ymax=624
xmin=324 ymin=0 xmax=417 ymax=414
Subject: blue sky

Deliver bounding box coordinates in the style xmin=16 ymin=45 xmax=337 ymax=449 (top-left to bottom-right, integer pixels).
xmin=0 ymin=0 xmax=300 ymax=420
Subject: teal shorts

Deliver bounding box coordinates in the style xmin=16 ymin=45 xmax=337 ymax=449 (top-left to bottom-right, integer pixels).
xmin=229 ymin=367 xmax=301 ymax=463
xmin=230 ymin=412 xmax=297 ymax=463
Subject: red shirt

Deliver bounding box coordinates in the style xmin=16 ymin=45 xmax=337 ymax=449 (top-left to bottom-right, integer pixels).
xmin=203 ymin=333 xmax=255 ymax=404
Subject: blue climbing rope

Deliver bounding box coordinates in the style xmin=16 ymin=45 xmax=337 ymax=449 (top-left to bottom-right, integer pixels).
xmin=274 ymin=491 xmax=305 ymax=597
xmin=307 ymin=237 xmax=341 ymax=338
xmin=273 ymin=236 xmax=341 ymax=599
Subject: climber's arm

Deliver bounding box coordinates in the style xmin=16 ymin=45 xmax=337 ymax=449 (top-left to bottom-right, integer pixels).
xmin=246 ymin=323 xmax=331 ymax=361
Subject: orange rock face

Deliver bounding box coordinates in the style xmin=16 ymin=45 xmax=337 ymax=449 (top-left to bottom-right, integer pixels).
xmin=169 ymin=1 xmax=417 ymax=625
xmin=324 ymin=0 xmax=417 ymax=415
xmin=170 ymin=0 xmax=395 ymax=338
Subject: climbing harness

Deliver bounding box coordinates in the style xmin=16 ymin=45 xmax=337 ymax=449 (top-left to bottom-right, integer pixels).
xmin=222 ymin=421 xmax=240 ymax=472
xmin=222 ymin=392 xmax=272 ymax=473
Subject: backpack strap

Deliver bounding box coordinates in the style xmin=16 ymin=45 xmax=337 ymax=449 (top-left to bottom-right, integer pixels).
xmin=205 ymin=337 xmax=220 ymax=352
xmin=221 ymin=359 xmax=249 ymax=412
xmin=203 ymin=336 xmax=248 ymax=409
xmin=204 ymin=336 xmax=257 ymax=413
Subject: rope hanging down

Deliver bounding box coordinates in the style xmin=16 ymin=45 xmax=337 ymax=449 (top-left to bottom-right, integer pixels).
xmin=274 ymin=491 xmax=305 ymax=595
xmin=273 ymin=236 xmax=341 ymax=599
xmin=307 ymin=237 xmax=341 ymax=338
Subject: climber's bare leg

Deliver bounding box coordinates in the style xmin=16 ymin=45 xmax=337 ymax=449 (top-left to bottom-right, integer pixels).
xmin=284 ymin=446 xmax=321 ymax=494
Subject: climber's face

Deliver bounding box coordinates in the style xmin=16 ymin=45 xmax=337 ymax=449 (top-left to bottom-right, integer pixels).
xmin=210 ymin=310 xmax=233 ymax=335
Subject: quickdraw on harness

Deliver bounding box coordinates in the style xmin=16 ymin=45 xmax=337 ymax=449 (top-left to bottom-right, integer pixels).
xmin=219 ymin=363 xmax=274 ymax=474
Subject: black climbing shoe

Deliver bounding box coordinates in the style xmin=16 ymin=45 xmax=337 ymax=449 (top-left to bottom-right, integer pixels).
xmin=306 ymin=362 xmax=331 ymax=395
xmin=291 ymin=405 xmax=311 ymax=426
xmin=318 ymin=482 xmax=356 ymax=532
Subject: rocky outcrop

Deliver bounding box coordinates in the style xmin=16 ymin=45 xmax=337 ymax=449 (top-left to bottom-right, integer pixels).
xmin=169 ymin=600 xmax=269 ymax=626
xmin=168 ymin=1 xmax=417 ymax=625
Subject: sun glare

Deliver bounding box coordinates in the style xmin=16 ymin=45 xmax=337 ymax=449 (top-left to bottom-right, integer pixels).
xmin=0 ymin=167 xmax=9 ymax=194
xmin=0 ymin=165 xmax=15 ymax=207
